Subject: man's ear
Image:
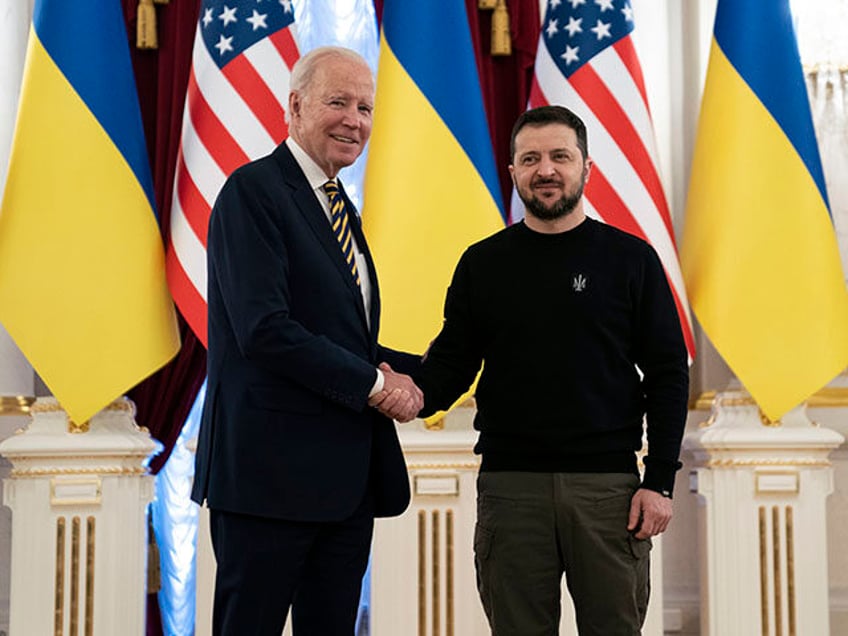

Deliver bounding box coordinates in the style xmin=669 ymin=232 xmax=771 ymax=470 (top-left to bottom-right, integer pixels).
xmin=289 ymin=92 xmax=301 ymax=118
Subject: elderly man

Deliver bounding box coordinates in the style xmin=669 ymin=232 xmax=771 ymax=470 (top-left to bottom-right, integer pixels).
xmin=192 ymin=46 xmax=423 ymax=636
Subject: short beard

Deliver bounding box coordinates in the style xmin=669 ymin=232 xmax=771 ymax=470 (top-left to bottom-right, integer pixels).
xmin=521 ymin=183 xmax=584 ymax=221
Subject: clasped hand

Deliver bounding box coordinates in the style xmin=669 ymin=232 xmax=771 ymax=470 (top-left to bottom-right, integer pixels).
xmin=368 ymin=362 xmax=423 ymax=423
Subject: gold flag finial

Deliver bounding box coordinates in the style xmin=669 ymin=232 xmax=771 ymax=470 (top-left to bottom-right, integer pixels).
xmin=491 ymin=0 xmax=512 ymax=56
xmin=479 ymin=0 xmax=497 ymax=9
xmin=137 ymin=0 xmax=158 ymax=50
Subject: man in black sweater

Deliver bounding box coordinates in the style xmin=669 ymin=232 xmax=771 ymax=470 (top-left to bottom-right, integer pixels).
xmin=419 ymin=106 xmax=689 ymax=635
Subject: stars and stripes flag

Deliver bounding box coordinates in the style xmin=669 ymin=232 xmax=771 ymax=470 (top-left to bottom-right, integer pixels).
xmin=166 ymin=0 xmax=300 ymax=346
xmin=521 ymin=0 xmax=696 ymax=359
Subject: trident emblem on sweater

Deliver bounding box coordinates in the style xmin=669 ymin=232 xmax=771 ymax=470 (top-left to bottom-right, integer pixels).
xmin=572 ymin=274 xmax=587 ymax=292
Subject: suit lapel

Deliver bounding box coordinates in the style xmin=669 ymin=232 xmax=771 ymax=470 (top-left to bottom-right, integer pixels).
xmin=273 ymin=145 xmax=370 ymax=330
xmin=342 ymin=187 xmax=380 ymax=340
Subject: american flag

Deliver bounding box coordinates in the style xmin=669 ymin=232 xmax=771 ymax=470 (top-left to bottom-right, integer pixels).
xmin=520 ymin=0 xmax=696 ymax=358
xmin=166 ymin=0 xmax=300 ymax=346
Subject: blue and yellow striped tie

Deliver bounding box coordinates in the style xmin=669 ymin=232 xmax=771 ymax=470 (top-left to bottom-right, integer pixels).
xmin=322 ymin=180 xmax=361 ymax=287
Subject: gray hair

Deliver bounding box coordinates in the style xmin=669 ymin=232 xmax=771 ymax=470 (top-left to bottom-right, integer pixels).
xmin=286 ymin=47 xmax=373 ymax=123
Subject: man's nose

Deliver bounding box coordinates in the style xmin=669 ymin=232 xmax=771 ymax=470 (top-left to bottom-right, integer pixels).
xmin=536 ymin=158 xmax=556 ymax=176
xmin=341 ymin=106 xmax=361 ymax=127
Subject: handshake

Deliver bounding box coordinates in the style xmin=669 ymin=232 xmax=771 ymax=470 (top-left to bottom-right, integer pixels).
xmin=368 ymin=362 xmax=424 ymax=423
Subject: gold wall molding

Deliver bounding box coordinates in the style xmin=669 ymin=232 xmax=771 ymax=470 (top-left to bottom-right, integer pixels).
xmin=11 ymin=465 xmax=147 ymax=478
xmin=446 ymin=510 xmax=454 ymax=636
xmin=772 ymin=507 xmax=783 ymax=636
xmin=418 ymin=511 xmax=426 ymax=636
xmin=85 ymin=517 xmax=95 ymax=636
xmin=407 ymin=462 xmax=480 ymax=471
xmin=759 ymin=507 xmax=768 ymax=636
xmin=30 ymin=398 xmax=135 ymax=416
xmin=432 ymin=510 xmax=440 ymax=636
xmin=693 ymin=386 xmax=848 ymax=411
xmin=806 ymin=387 xmax=848 ymax=407
xmin=786 ymin=506 xmax=796 ymax=636
xmin=9 ymin=452 xmax=151 ymax=463
xmin=707 ymin=458 xmax=831 ymax=468
xmin=70 ymin=516 xmax=81 ymax=636
xmin=29 ymin=397 xmax=138 ymax=433
xmin=55 ymin=517 xmax=66 ymax=636
xmin=0 ymin=395 xmax=35 ymax=416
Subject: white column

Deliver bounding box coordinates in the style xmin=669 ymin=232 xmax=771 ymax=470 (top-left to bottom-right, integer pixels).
xmin=371 ymin=407 xmax=487 ymax=636
xmin=0 ymin=394 xmax=31 ymax=633
xmin=0 ymin=0 xmax=36 ymax=397
xmin=0 ymin=0 xmax=36 ymax=402
xmin=0 ymin=397 xmax=160 ymax=636
xmin=684 ymin=390 xmax=842 ymax=636
xmin=0 ymin=0 xmax=33 ymax=615
xmin=0 ymin=3 xmax=37 ymax=625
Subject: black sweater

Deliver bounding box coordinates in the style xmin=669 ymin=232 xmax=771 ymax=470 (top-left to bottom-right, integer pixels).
xmin=421 ymin=218 xmax=689 ymax=496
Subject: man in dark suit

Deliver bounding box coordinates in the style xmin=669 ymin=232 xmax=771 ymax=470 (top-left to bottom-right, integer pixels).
xmin=191 ymin=46 xmax=423 ymax=636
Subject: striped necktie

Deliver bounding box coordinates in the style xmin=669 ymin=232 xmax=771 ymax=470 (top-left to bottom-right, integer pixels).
xmin=322 ymin=180 xmax=361 ymax=287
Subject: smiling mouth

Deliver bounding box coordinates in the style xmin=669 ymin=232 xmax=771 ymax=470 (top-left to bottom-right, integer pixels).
xmin=331 ymin=134 xmax=357 ymax=145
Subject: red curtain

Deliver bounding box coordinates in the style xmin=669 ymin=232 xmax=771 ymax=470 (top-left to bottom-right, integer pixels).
xmin=464 ymin=0 xmax=540 ymax=214
xmin=121 ymin=2 xmax=205 ymax=635
xmin=120 ymin=2 xmax=540 ymax=633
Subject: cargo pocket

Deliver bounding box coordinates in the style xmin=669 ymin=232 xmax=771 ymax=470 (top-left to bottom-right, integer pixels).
xmin=627 ymin=533 xmax=652 ymax=561
xmin=628 ymin=534 xmax=652 ymax=624
xmin=473 ymin=523 xmax=496 ymax=621
xmin=474 ymin=523 xmax=494 ymax=562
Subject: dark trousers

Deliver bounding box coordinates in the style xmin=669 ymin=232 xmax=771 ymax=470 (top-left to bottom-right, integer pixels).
xmin=210 ymin=493 xmax=374 ymax=636
xmin=474 ymin=472 xmax=651 ymax=636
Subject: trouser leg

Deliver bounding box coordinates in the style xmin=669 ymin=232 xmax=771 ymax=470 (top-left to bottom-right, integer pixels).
xmin=474 ymin=472 xmax=562 ymax=636
xmin=210 ymin=509 xmax=312 ymax=636
xmin=556 ymin=473 xmax=651 ymax=636
xmin=291 ymin=502 xmax=374 ymax=636
xmin=210 ymin=491 xmax=374 ymax=636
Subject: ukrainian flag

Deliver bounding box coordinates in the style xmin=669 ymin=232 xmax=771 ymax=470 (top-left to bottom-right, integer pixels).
xmin=0 ymin=0 xmax=180 ymax=424
xmin=681 ymin=0 xmax=848 ymax=421
xmin=364 ymin=2 xmax=505 ymax=355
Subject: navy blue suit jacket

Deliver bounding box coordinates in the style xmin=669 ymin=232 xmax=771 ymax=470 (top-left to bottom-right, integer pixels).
xmin=191 ymin=142 xmax=417 ymax=522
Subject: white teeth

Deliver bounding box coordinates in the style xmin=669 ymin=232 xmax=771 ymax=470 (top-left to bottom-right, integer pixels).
xmin=332 ymin=135 xmax=355 ymax=143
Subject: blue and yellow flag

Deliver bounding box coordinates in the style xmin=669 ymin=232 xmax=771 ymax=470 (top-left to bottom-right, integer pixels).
xmin=364 ymin=2 xmax=505 ymax=355
xmin=681 ymin=0 xmax=848 ymax=421
xmin=0 ymin=0 xmax=180 ymax=424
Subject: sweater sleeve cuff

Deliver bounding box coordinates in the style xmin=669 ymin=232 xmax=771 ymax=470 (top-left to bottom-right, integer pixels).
xmin=641 ymin=457 xmax=682 ymax=498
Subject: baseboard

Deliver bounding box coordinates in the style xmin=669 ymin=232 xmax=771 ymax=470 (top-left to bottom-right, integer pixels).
xmin=663 ymin=608 xmax=683 ymax=632
xmin=663 ymin=587 xmax=700 ymax=634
